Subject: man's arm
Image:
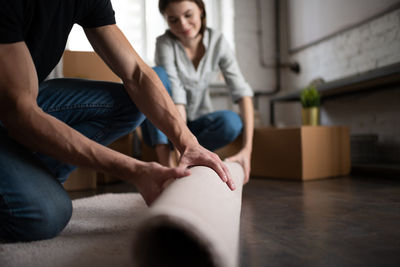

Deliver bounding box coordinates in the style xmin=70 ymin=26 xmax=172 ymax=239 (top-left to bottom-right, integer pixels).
xmin=175 ymin=104 xmax=187 ymax=122
xmin=84 ymin=25 xmax=235 ymax=189
xmin=0 ymin=42 xmax=144 ymax=179
xmin=84 ymin=25 xmax=191 ymax=152
xmin=0 ymin=42 xmax=193 ymax=204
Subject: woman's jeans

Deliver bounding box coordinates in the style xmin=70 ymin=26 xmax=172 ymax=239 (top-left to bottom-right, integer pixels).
xmin=141 ymin=76 xmax=243 ymax=152
xmin=0 ymin=67 xmax=166 ymax=242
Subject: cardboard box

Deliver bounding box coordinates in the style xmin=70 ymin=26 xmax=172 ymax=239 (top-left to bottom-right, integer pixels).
xmin=138 ymin=125 xmax=350 ymax=180
xmin=251 ymin=126 xmax=351 ymax=180
xmin=63 ymin=50 xmax=121 ymax=82
xmin=63 ymin=167 xmax=97 ymax=191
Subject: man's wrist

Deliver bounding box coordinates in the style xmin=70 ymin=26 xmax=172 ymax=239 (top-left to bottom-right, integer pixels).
xmin=175 ymin=133 xmax=199 ymax=153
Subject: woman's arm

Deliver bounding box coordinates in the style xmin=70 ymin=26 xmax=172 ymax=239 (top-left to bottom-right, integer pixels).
xmin=216 ymin=33 xmax=254 ymax=183
xmin=238 ymin=96 xmax=254 ymax=153
xmin=226 ymin=96 xmax=254 ymax=183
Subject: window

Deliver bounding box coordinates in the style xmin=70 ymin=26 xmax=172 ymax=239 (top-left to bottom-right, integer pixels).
xmin=66 ymin=0 xmax=234 ymax=65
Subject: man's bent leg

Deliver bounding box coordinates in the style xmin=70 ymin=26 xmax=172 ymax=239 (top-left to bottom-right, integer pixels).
xmin=36 ymin=78 xmax=146 ymax=182
xmin=0 ymin=127 xmax=72 ymax=242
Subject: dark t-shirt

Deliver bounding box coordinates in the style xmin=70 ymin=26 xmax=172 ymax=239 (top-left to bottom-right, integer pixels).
xmin=0 ymin=0 xmax=116 ymax=83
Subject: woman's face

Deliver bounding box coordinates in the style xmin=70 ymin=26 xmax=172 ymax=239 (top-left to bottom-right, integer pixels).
xmin=164 ymin=1 xmax=203 ymax=42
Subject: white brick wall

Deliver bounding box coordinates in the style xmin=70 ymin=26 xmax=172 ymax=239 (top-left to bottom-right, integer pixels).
xmin=321 ymin=89 xmax=400 ymax=163
xmin=287 ymin=9 xmax=400 ymax=89
xmin=213 ymin=2 xmax=399 ymax=163
xmin=280 ymin=8 xmax=400 ymax=163
xmin=234 ymin=0 xmax=277 ymax=92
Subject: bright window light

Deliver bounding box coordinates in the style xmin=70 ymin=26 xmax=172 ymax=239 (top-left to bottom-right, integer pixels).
xmin=66 ymin=0 xmax=234 ymax=65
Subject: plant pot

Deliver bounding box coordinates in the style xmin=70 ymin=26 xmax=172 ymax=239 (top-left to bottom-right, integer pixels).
xmin=302 ymin=107 xmax=320 ymax=125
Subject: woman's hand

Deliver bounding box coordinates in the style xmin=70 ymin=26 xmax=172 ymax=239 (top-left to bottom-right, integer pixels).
xmin=178 ymin=143 xmax=236 ymax=191
xmin=226 ymin=149 xmax=251 ymax=184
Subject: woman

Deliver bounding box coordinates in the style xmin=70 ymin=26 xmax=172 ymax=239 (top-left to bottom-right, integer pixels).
xmin=142 ymin=0 xmax=254 ymax=183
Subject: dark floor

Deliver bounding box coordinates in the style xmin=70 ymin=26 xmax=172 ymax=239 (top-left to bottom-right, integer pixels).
xmin=68 ymin=174 xmax=400 ymax=267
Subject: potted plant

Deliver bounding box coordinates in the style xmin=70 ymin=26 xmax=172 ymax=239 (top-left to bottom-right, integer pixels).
xmin=300 ymin=85 xmax=321 ymax=125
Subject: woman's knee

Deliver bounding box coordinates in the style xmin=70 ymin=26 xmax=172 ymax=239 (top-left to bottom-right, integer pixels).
xmin=152 ymin=66 xmax=171 ymax=95
xmin=217 ymin=111 xmax=243 ymax=143
xmin=0 ymin=191 xmax=72 ymax=242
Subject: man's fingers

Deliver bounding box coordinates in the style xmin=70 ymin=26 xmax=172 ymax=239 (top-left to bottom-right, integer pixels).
xmin=177 ymin=161 xmax=188 ymax=170
xmin=172 ymin=166 xmax=191 ymax=178
xmin=227 ymin=177 xmax=236 ymax=190
xmin=213 ymin=159 xmax=236 ymax=190
xmin=177 ymin=149 xmax=236 ymax=190
xmin=210 ymin=159 xmax=228 ymax=183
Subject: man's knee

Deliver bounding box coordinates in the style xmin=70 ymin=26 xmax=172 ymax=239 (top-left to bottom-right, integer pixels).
xmin=0 ymin=192 xmax=72 ymax=242
xmin=26 ymin=197 xmax=72 ymax=241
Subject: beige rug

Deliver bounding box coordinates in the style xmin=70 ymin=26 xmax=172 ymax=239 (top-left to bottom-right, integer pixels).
xmin=0 ymin=163 xmax=244 ymax=267
xmin=0 ymin=193 xmax=146 ymax=267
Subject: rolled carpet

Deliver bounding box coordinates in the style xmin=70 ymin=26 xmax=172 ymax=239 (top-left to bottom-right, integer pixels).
xmin=133 ymin=162 xmax=244 ymax=267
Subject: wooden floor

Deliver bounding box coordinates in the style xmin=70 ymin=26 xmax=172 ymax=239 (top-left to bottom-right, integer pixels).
xmin=68 ymin=174 xmax=400 ymax=267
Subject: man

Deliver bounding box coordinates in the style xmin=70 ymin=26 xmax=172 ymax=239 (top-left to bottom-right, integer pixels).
xmin=0 ymin=0 xmax=234 ymax=242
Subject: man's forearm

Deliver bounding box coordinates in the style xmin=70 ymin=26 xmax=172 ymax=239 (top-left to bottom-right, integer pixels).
xmin=2 ymin=103 xmax=141 ymax=180
xmin=84 ymin=25 xmax=197 ymax=153
xmin=175 ymin=104 xmax=187 ymax=123
xmin=123 ymin=65 xmax=197 ymax=152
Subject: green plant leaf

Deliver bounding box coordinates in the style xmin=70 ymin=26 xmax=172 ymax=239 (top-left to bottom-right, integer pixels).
xmin=300 ymin=86 xmax=321 ymax=108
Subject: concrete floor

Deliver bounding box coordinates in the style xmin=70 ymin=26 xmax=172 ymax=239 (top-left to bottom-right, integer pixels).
xmin=69 ymin=174 xmax=400 ymax=267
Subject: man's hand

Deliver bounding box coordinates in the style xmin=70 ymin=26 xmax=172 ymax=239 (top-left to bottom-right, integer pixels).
xmin=178 ymin=143 xmax=236 ymax=191
xmin=133 ymin=162 xmax=190 ymax=205
xmin=226 ymin=149 xmax=251 ymax=184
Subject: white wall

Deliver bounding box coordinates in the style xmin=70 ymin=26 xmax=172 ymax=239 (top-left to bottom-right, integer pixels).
xmin=288 ymin=0 xmax=400 ymax=51
xmin=285 ymin=8 xmax=400 ymax=90
xmin=278 ymin=2 xmax=400 ymax=164
xmin=212 ymin=0 xmax=277 ymax=126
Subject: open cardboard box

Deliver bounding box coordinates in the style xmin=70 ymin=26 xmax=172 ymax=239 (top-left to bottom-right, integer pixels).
xmin=216 ymin=126 xmax=351 ymax=180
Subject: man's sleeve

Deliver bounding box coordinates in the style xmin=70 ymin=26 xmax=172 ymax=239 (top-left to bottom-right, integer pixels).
xmin=77 ymin=0 xmax=116 ymax=28
xmin=0 ymin=0 xmax=24 ymax=43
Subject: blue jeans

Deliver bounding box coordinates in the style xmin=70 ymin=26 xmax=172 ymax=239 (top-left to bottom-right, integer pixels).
xmin=141 ymin=70 xmax=243 ymax=152
xmin=143 ymin=110 xmax=243 ymax=151
xmin=0 ymin=67 xmax=167 ymax=242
